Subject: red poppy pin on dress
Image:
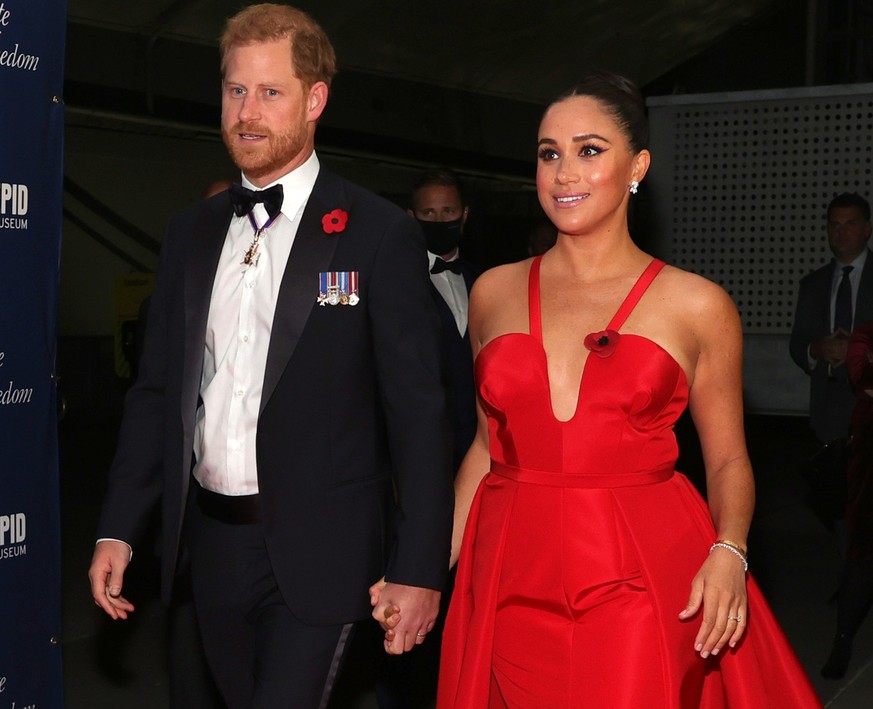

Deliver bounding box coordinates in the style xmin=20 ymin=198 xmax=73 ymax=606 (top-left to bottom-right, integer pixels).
xmin=583 ymin=329 xmax=620 ymax=358
xmin=322 ymin=209 xmax=348 ymax=234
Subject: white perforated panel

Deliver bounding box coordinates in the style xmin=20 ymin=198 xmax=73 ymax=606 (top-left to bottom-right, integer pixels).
xmin=648 ymin=85 xmax=873 ymax=335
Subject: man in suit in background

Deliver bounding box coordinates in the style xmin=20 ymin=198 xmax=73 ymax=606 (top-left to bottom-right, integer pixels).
xmin=88 ymin=5 xmax=453 ymax=708
xmin=790 ymin=192 xmax=873 ymax=679
xmin=791 ymin=192 xmax=873 ymax=445
xmin=408 ymin=169 xmax=479 ymax=470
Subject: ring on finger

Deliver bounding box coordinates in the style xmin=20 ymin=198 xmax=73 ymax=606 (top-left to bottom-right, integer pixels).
xmin=727 ymin=614 xmax=742 ymax=623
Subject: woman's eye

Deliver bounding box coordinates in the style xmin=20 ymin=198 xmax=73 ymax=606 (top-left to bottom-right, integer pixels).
xmin=538 ymin=148 xmax=558 ymax=161
xmin=580 ymin=145 xmax=603 ymax=158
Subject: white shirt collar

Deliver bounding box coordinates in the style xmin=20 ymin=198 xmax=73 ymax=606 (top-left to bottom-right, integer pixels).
xmin=849 ymin=248 xmax=869 ymax=271
xmin=427 ymin=250 xmax=460 ymax=267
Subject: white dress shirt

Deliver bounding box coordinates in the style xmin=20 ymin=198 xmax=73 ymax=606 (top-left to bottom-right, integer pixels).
xmin=193 ymin=152 xmax=320 ymax=495
xmin=428 ymin=251 xmax=468 ymax=336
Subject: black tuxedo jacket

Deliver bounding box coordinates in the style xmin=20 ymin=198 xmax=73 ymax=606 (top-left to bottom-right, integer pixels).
xmin=98 ymin=167 xmax=454 ymax=625
xmin=430 ymin=258 xmax=479 ymax=469
xmin=790 ymin=250 xmax=873 ymax=442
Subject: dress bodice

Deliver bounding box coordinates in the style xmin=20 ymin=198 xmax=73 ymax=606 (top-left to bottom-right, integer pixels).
xmin=476 ymin=256 xmax=688 ymax=481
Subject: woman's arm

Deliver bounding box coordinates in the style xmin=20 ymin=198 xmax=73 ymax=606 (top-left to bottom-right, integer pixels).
xmin=680 ymin=280 xmax=754 ymax=658
xmin=449 ymin=272 xmax=500 ymax=566
xmin=450 ymin=403 xmax=491 ymax=567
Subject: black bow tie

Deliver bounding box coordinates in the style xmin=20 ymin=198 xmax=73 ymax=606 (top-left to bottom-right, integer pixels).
xmin=431 ymin=258 xmax=462 ymax=275
xmin=229 ymin=183 xmax=284 ymax=221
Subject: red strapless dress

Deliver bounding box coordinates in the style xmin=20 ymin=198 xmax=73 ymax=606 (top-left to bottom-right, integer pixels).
xmin=438 ymin=257 xmax=821 ymax=708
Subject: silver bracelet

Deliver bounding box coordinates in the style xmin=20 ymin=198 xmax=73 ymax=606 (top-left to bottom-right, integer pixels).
xmin=709 ymin=542 xmax=749 ymax=572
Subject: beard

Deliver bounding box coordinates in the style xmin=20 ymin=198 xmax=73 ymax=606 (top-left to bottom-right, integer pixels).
xmin=222 ymin=116 xmax=309 ymax=181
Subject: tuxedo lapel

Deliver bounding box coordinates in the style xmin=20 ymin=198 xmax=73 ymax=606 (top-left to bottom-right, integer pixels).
xmin=173 ymin=198 xmax=232 ymax=522
xmin=461 ymin=264 xmax=476 ymax=295
xmin=429 ymin=283 xmax=461 ymax=339
xmin=182 ymin=200 xmax=232 ymax=423
xmin=260 ymin=172 xmax=343 ymax=414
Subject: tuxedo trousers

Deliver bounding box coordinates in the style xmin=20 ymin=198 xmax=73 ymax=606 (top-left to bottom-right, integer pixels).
xmin=187 ymin=497 xmax=353 ymax=709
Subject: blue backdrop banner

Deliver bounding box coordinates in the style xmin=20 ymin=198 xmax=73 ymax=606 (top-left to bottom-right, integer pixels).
xmin=0 ymin=0 xmax=66 ymax=706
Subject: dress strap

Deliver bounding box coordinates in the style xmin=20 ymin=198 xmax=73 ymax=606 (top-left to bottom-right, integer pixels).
xmin=606 ymin=259 xmax=665 ymax=332
xmin=528 ymin=255 xmax=543 ymax=341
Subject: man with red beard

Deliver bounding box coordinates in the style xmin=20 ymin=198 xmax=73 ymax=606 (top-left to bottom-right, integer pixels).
xmin=87 ymin=4 xmax=453 ymax=707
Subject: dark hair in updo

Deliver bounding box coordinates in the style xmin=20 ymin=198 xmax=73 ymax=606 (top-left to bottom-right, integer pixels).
xmin=550 ymin=71 xmax=649 ymax=153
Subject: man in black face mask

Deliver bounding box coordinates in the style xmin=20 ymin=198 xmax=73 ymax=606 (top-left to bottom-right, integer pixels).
xmin=407 ymin=168 xmax=479 ymax=471
xmin=374 ymin=169 xmax=478 ymax=709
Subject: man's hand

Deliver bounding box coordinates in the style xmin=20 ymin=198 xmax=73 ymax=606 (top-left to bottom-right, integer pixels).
xmin=88 ymin=540 xmax=135 ymax=620
xmin=812 ymin=328 xmax=851 ymax=367
xmin=370 ymin=581 xmax=440 ymax=654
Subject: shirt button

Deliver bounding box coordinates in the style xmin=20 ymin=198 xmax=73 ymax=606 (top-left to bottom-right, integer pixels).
xmin=242 ymin=334 xmax=249 ymax=343
xmin=235 ymin=389 xmax=244 ymax=397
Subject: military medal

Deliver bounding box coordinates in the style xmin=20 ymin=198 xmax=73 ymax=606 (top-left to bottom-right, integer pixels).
xmin=317 ymin=271 xmax=359 ymax=306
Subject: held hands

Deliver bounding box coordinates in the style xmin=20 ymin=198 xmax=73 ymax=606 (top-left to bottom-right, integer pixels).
xmin=678 ymin=546 xmax=748 ymax=658
xmin=88 ymin=540 xmax=135 ymax=620
xmin=369 ymin=577 xmax=440 ymax=655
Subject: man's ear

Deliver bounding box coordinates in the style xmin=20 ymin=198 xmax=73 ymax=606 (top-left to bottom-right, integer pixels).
xmin=307 ymin=81 xmax=329 ymax=122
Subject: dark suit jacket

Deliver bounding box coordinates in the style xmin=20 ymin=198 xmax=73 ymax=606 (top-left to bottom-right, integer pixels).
xmin=790 ymin=250 xmax=873 ymax=442
xmin=430 ymin=258 xmax=478 ymax=470
xmin=97 ymin=167 xmax=454 ymax=625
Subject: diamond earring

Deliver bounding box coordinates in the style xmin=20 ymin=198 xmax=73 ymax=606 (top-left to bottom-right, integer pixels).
xmin=629 ymin=180 xmax=640 ymax=195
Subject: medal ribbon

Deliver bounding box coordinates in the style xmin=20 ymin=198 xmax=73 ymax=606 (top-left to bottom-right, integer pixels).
xmin=242 ymin=211 xmax=280 ymax=267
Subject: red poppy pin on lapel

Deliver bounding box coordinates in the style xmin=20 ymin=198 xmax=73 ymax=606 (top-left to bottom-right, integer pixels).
xmin=322 ymin=209 xmax=348 ymax=234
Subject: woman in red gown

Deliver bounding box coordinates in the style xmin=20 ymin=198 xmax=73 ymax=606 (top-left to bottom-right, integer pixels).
xmin=375 ymin=72 xmax=822 ymax=707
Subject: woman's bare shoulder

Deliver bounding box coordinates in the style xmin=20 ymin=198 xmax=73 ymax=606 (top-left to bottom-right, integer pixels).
xmin=469 ymin=260 xmax=533 ymax=344
xmin=657 ymin=263 xmax=737 ymax=317
xmin=471 ymin=259 xmax=533 ymax=304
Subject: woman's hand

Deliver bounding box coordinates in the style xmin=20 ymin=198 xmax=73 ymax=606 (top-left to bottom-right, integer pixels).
xmin=678 ymin=547 xmax=748 ymax=658
xmin=369 ymin=576 xmax=401 ymax=650
xmin=369 ymin=576 xmax=401 ymax=635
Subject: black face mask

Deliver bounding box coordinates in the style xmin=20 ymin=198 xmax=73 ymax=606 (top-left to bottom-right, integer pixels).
xmin=417 ymin=218 xmax=463 ymax=256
